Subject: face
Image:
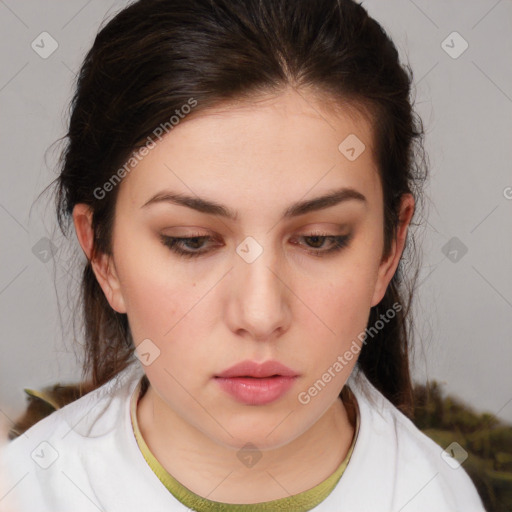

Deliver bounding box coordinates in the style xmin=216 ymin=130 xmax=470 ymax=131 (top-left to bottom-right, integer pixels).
xmin=75 ymin=88 xmax=412 ymax=451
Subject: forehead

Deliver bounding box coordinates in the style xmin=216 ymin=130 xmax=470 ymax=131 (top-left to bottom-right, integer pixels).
xmin=117 ymin=88 xmax=381 ymax=214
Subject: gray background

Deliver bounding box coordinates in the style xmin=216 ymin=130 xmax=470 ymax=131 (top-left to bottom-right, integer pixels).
xmin=0 ymin=0 xmax=511 ymax=428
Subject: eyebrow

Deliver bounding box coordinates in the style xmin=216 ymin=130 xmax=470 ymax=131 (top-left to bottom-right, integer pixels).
xmin=140 ymin=187 xmax=366 ymax=220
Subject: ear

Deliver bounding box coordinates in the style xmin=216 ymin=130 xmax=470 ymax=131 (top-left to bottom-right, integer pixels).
xmin=72 ymin=203 xmax=127 ymax=314
xmin=370 ymin=193 xmax=415 ymax=307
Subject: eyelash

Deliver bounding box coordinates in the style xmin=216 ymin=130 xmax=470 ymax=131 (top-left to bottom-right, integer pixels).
xmin=159 ymin=232 xmax=351 ymax=259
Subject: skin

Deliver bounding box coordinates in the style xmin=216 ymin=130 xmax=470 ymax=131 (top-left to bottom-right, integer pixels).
xmin=73 ymin=87 xmax=414 ymax=504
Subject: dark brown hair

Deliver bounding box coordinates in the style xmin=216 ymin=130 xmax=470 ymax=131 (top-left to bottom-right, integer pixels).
xmin=50 ymin=0 xmax=427 ymax=418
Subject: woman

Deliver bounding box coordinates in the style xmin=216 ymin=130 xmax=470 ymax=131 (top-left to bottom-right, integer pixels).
xmin=0 ymin=0 xmax=485 ymax=510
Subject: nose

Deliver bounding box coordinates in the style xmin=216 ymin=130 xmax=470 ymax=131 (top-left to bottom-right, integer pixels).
xmin=226 ymin=238 xmax=291 ymax=342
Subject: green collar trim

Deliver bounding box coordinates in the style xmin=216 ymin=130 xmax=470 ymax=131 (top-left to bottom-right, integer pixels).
xmin=130 ymin=377 xmax=360 ymax=511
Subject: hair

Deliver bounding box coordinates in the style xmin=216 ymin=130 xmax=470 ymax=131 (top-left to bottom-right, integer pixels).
xmin=47 ymin=0 xmax=427 ymax=419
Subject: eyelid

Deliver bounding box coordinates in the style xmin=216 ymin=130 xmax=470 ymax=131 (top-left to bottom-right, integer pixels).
xmin=161 ymin=222 xmax=350 ymax=235
xmin=159 ymin=227 xmax=350 ymax=240
xmin=159 ymin=230 xmax=353 ymax=259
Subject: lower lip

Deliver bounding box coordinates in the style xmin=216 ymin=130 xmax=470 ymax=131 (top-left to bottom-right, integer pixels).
xmin=215 ymin=376 xmax=297 ymax=405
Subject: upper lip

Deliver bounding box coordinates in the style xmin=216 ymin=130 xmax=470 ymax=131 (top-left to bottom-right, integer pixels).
xmin=215 ymin=360 xmax=299 ymax=378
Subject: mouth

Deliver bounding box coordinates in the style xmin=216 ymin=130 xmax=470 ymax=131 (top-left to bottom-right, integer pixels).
xmin=215 ymin=359 xmax=299 ymax=379
xmin=214 ymin=375 xmax=298 ymax=405
xmin=222 ymin=375 xmax=280 ymax=378
xmin=214 ymin=360 xmax=299 ymax=405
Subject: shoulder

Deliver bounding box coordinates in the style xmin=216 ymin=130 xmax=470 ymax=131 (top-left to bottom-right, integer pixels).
xmin=0 ymin=363 xmax=145 ymax=511
xmin=2 ymin=363 xmax=143 ymax=457
xmin=340 ymin=368 xmax=486 ymax=511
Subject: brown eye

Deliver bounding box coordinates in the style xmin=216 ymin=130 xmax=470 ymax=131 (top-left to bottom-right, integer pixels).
xmin=160 ymin=234 xmax=216 ymax=258
xmin=291 ymin=233 xmax=352 ymax=257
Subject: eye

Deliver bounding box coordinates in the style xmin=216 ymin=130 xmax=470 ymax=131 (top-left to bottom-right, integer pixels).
xmin=160 ymin=233 xmax=216 ymax=259
xmin=291 ymin=233 xmax=351 ymax=257
xmin=160 ymin=231 xmax=352 ymax=259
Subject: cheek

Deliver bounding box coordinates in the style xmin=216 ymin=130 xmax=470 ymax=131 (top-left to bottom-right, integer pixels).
xmin=123 ymin=270 xmax=197 ymax=343
xmin=294 ymin=271 xmax=377 ymax=397
xmin=307 ymin=261 xmax=379 ymax=341
xmin=112 ymin=236 xmax=186 ymax=342
xmin=115 ymin=246 xmax=217 ymax=376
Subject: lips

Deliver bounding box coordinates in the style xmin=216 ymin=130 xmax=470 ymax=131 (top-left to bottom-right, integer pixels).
xmin=215 ymin=360 xmax=299 ymax=379
xmin=214 ymin=360 xmax=299 ymax=405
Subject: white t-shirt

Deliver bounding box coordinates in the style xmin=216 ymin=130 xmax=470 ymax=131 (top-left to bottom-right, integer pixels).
xmin=0 ymin=362 xmax=486 ymax=512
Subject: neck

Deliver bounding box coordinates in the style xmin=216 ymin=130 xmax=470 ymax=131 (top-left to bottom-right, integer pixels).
xmin=136 ymin=384 xmax=355 ymax=504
